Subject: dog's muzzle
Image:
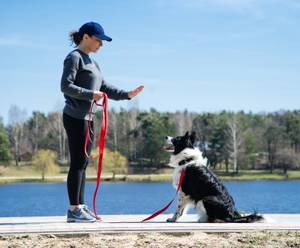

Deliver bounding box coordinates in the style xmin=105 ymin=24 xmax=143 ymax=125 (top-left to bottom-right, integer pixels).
xmin=164 ymin=136 xmax=174 ymax=152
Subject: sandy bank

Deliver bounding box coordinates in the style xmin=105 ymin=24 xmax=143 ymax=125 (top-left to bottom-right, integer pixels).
xmin=1 ymin=231 xmax=300 ymax=248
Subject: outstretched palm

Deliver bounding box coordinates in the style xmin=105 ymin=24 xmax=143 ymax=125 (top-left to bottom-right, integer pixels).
xmin=128 ymin=85 xmax=144 ymax=99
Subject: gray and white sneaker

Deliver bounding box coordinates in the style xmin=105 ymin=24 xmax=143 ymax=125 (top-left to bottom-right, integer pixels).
xmin=67 ymin=207 xmax=96 ymax=223
xmin=82 ymin=205 xmax=102 ymax=221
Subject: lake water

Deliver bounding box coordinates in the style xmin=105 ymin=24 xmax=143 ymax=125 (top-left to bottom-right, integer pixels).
xmin=1 ymin=180 xmax=300 ymax=217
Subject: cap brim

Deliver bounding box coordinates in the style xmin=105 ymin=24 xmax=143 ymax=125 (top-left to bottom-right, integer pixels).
xmin=94 ymin=34 xmax=112 ymax=42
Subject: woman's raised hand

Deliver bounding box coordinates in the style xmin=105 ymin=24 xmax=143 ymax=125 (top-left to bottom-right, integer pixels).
xmin=128 ymin=85 xmax=144 ymax=99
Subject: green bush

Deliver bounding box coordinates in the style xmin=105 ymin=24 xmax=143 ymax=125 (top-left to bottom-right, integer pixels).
xmin=32 ymin=149 xmax=59 ymax=180
xmin=91 ymin=147 xmax=128 ymax=174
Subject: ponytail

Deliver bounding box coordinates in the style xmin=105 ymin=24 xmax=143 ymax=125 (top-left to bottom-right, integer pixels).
xmin=69 ymin=31 xmax=83 ymax=46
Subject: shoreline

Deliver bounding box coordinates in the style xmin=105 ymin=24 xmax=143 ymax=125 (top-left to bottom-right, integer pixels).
xmin=1 ymin=172 xmax=300 ymax=184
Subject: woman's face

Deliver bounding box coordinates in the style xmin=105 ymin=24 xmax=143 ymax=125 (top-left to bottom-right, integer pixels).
xmin=82 ymin=34 xmax=103 ymax=53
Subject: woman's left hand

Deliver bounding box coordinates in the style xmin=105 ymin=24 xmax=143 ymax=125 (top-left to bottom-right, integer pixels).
xmin=128 ymin=85 xmax=144 ymax=99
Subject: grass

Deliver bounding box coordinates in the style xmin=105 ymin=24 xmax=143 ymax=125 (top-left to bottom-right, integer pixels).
xmin=216 ymin=169 xmax=300 ymax=181
xmin=0 ymin=164 xmax=43 ymax=177
xmin=1 ymin=163 xmax=300 ymax=184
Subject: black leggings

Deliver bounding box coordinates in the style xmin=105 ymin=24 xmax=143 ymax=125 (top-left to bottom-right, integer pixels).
xmin=63 ymin=113 xmax=94 ymax=205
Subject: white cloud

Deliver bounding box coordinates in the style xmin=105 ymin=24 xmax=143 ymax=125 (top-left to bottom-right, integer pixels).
xmin=156 ymin=0 xmax=299 ymax=20
xmin=106 ymin=75 xmax=211 ymax=88
xmin=0 ymin=36 xmax=61 ymax=50
xmin=108 ymin=39 xmax=176 ymax=57
xmin=171 ymin=0 xmax=297 ymax=8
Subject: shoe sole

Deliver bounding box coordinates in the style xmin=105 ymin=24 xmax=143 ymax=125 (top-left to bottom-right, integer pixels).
xmin=67 ymin=218 xmax=96 ymax=223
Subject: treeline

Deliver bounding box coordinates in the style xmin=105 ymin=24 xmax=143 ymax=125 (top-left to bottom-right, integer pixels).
xmin=1 ymin=106 xmax=300 ymax=174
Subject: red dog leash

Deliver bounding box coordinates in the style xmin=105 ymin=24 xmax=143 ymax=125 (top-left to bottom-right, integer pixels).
xmin=142 ymin=168 xmax=185 ymax=222
xmin=84 ymin=94 xmax=184 ymax=222
xmin=84 ymin=93 xmax=108 ymax=220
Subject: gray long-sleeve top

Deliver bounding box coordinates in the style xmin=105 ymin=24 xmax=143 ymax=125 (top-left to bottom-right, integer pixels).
xmin=61 ymin=49 xmax=129 ymax=120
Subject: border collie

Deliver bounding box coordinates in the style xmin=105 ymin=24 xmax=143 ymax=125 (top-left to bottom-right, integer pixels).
xmin=165 ymin=132 xmax=263 ymax=223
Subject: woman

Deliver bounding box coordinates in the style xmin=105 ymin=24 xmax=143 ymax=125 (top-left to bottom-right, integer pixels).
xmin=61 ymin=21 xmax=144 ymax=223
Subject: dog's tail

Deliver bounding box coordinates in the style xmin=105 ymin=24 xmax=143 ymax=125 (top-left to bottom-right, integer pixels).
xmin=231 ymin=212 xmax=264 ymax=223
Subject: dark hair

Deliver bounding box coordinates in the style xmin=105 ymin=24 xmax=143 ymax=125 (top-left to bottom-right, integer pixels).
xmin=69 ymin=31 xmax=84 ymax=46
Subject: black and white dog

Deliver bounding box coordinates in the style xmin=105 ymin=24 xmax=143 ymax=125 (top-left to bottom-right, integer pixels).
xmin=165 ymin=132 xmax=263 ymax=223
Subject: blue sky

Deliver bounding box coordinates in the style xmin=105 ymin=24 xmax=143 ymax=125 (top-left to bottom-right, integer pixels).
xmin=0 ymin=0 xmax=299 ymax=125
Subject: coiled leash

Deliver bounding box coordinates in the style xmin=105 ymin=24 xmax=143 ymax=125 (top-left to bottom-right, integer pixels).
xmin=142 ymin=168 xmax=185 ymax=222
xmin=84 ymin=93 xmax=108 ymax=220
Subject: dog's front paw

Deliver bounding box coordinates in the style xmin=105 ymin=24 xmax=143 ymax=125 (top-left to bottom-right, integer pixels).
xmin=166 ymin=217 xmax=176 ymax=223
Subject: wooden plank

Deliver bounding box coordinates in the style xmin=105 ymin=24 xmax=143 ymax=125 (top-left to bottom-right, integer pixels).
xmin=0 ymin=214 xmax=300 ymax=235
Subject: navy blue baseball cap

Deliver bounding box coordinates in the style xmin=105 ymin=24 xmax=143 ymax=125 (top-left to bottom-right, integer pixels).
xmin=79 ymin=22 xmax=112 ymax=42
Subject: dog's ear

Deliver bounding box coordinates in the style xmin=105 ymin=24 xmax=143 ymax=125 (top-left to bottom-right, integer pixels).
xmin=190 ymin=131 xmax=196 ymax=144
xmin=184 ymin=131 xmax=189 ymax=137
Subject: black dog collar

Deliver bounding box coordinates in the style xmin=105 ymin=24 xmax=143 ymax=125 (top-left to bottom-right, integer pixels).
xmin=178 ymin=157 xmax=194 ymax=166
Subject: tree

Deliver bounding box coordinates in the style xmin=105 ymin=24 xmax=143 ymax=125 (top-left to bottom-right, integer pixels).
xmin=116 ymin=108 xmax=131 ymax=157
xmin=276 ymin=149 xmax=299 ymax=175
xmin=173 ymin=109 xmax=193 ymax=135
xmin=127 ymin=108 xmax=139 ymax=161
xmin=47 ymin=112 xmax=67 ymax=162
xmin=32 ymin=149 xmax=59 ymax=180
xmin=241 ymin=113 xmax=265 ymax=170
xmin=107 ymin=108 xmax=118 ymax=152
xmin=192 ymin=113 xmax=215 ymax=157
xmin=8 ymin=105 xmax=27 ymax=166
xmin=226 ymin=113 xmax=243 ymax=173
xmin=263 ymin=121 xmax=286 ymax=173
xmin=242 ymin=131 xmax=258 ymax=170
xmin=282 ymin=111 xmax=300 ymax=153
xmin=26 ymin=111 xmax=48 ymax=152
xmin=0 ymin=121 xmax=12 ymax=162
xmin=205 ymin=112 xmax=229 ymax=170
xmin=136 ymin=110 xmax=176 ymax=167
xmin=104 ymin=108 xmax=134 ymax=158
xmin=4 ymin=106 xmax=300 ymax=174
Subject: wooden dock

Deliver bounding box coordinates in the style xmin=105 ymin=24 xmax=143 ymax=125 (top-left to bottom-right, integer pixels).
xmin=0 ymin=214 xmax=300 ymax=235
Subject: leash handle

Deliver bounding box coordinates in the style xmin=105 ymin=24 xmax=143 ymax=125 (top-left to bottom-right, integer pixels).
xmin=142 ymin=169 xmax=185 ymax=222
